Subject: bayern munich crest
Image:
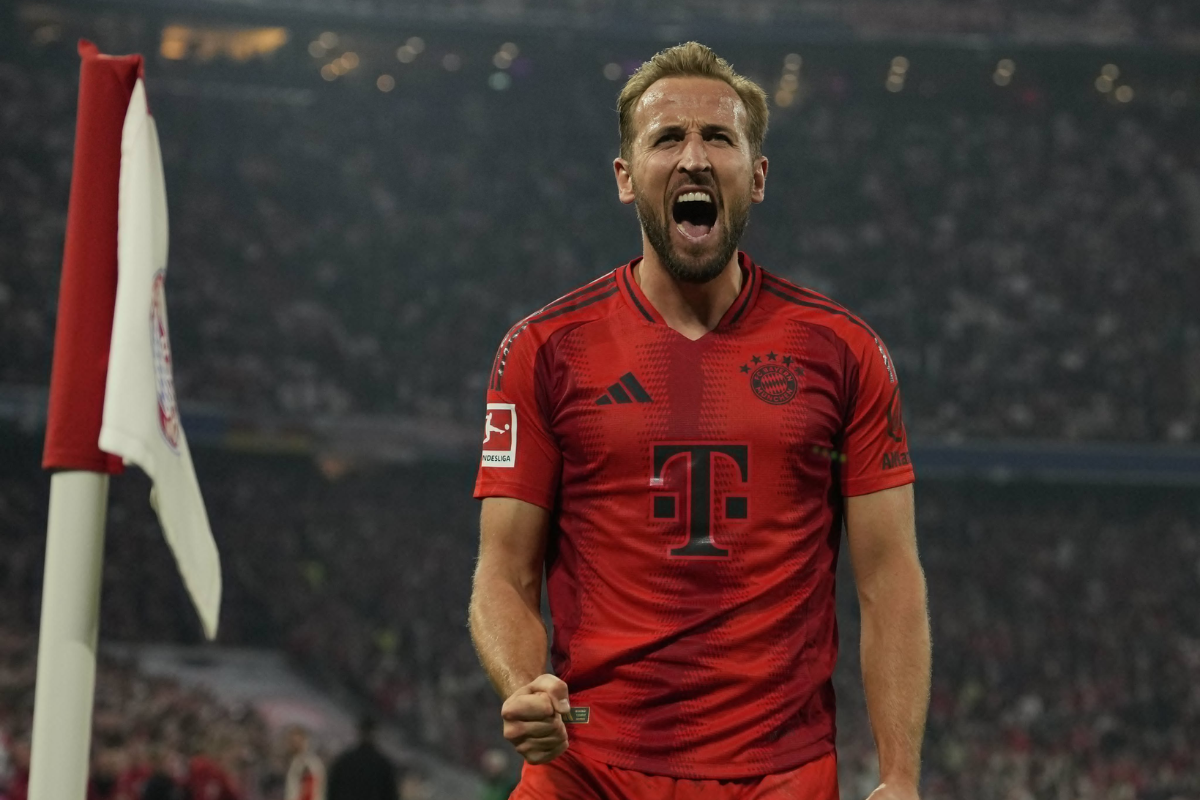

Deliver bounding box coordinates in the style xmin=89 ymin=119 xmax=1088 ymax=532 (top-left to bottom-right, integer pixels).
xmin=150 ymin=270 xmax=182 ymax=453
xmin=740 ymin=351 xmax=803 ymax=405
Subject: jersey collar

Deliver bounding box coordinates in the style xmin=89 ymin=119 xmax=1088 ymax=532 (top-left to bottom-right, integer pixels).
xmin=617 ymin=251 xmax=762 ymax=330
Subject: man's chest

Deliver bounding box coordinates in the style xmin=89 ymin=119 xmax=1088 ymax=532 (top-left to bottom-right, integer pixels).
xmin=545 ymin=321 xmax=849 ymax=476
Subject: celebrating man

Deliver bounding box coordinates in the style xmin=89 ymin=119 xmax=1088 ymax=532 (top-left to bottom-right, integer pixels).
xmin=470 ymin=42 xmax=931 ymax=800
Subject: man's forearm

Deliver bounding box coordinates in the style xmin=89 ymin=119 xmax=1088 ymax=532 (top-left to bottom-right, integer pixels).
xmin=469 ymin=574 xmax=549 ymax=699
xmin=859 ymin=557 xmax=931 ymax=787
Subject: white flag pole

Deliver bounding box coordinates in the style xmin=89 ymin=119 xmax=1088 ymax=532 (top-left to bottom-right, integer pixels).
xmin=27 ymin=470 xmax=110 ymax=800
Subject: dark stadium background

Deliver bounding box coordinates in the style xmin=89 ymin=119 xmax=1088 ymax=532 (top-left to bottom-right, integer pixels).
xmin=1 ymin=1 xmax=1198 ymax=798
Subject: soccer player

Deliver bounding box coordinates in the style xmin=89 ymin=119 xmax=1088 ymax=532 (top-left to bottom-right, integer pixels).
xmin=469 ymin=42 xmax=931 ymax=800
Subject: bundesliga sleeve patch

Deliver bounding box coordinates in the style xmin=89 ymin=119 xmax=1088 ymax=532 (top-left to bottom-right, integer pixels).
xmin=481 ymin=403 xmax=517 ymax=467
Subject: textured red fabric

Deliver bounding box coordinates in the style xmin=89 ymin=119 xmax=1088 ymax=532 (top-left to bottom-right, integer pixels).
xmin=511 ymin=742 xmax=839 ymax=799
xmin=475 ymin=253 xmax=915 ymax=779
xmin=42 ymin=40 xmax=143 ymax=473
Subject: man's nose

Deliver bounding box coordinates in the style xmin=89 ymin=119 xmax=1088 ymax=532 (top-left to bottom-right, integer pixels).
xmin=677 ymin=134 xmax=711 ymax=174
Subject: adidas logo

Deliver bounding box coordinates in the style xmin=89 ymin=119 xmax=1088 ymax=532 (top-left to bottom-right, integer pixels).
xmin=595 ymin=372 xmax=652 ymax=405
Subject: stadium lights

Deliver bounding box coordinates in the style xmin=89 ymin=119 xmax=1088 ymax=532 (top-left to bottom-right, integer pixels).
xmin=493 ymin=42 xmax=519 ymax=70
xmin=489 ymin=72 xmax=512 ymax=91
xmin=1096 ymin=75 xmax=1113 ymax=93
xmin=161 ymin=30 xmax=187 ymax=60
xmin=318 ymin=32 xmax=338 ymax=49
xmin=1116 ymin=85 xmax=1134 ymax=103
xmin=604 ymin=62 xmax=622 ymax=81
xmin=887 ymin=56 xmax=907 ymax=92
xmin=994 ymin=60 xmax=1015 ymax=87
xmin=328 ymin=54 xmax=357 ymax=75
xmin=160 ymin=24 xmax=287 ymax=63
xmin=442 ymin=53 xmax=462 ymax=71
xmin=396 ymin=45 xmax=417 ymax=63
xmin=776 ymin=54 xmax=803 ymax=106
xmin=32 ymin=24 xmax=61 ymax=45
xmin=377 ymin=74 xmax=395 ymax=92
xmin=407 ymin=37 xmax=425 ymax=54
xmin=1102 ymin=63 xmax=1120 ymax=80
xmin=308 ymin=41 xmax=325 ymax=58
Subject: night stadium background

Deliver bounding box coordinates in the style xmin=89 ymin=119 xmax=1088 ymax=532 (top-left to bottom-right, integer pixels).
xmin=1 ymin=1 xmax=1198 ymax=798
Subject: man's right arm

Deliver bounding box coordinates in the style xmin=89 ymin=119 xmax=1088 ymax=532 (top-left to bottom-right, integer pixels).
xmin=469 ymin=496 xmax=552 ymax=698
xmin=469 ymin=496 xmax=571 ymax=765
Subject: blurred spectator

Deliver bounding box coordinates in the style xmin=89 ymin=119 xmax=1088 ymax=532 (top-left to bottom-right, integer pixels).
xmin=283 ymin=728 xmax=324 ymax=800
xmin=478 ymin=749 xmax=517 ymax=800
xmin=326 ymin=716 xmax=398 ymax=800
xmin=2 ymin=738 xmax=29 ymax=800
xmin=186 ymin=752 xmax=243 ymax=800
xmin=140 ymin=748 xmax=186 ymax=800
xmin=397 ymin=768 xmax=431 ymax=800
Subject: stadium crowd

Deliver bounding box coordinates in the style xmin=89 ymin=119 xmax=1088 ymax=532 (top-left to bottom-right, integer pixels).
xmin=118 ymin=0 xmax=1200 ymax=40
xmin=2 ymin=38 xmax=1199 ymax=442
xmin=0 ymin=628 xmax=271 ymax=800
xmin=2 ymin=435 xmax=1198 ymax=799
xmin=568 ymin=0 xmax=1200 ymax=37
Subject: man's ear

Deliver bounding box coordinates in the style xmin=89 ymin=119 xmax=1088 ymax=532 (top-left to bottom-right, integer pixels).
xmin=751 ymin=155 xmax=768 ymax=204
xmin=614 ymin=158 xmax=636 ymax=205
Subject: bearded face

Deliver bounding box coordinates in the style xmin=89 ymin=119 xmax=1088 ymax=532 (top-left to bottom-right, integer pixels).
xmin=615 ymin=76 xmax=766 ymax=284
xmin=633 ymin=175 xmax=751 ymax=284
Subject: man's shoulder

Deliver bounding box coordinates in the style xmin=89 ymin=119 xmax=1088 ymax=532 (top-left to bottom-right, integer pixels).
xmin=504 ymin=270 xmax=622 ymax=340
xmin=488 ymin=269 xmax=622 ymax=389
xmin=756 ymin=269 xmax=884 ymax=351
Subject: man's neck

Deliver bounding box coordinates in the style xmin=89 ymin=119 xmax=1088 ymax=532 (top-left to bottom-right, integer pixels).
xmin=635 ymin=245 xmax=743 ymax=341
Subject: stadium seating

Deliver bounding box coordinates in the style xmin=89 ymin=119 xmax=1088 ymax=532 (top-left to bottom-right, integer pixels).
xmin=2 ymin=38 xmax=1198 ymax=442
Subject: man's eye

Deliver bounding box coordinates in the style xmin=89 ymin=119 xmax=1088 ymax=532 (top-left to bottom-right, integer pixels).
xmin=656 ymin=133 xmax=681 ymax=144
xmin=711 ymin=133 xmax=732 ymax=143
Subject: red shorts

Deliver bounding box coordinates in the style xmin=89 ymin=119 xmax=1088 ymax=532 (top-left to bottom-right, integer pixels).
xmin=510 ymin=747 xmax=839 ymax=800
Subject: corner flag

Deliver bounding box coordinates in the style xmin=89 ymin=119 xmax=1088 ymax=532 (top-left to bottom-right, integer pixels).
xmin=41 ymin=40 xmax=221 ymax=639
xmin=32 ymin=40 xmax=221 ymax=800
xmin=98 ymin=77 xmax=221 ymax=639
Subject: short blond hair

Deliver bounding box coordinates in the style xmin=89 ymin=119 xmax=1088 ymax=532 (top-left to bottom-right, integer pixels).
xmin=617 ymin=42 xmax=769 ymax=161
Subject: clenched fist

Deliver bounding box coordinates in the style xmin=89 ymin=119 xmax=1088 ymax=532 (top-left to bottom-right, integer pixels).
xmin=501 ymin=674 xmax=571 ymax=765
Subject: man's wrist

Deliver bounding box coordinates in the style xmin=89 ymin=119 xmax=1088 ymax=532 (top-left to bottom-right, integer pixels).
xmin=878 ymin=773 xmax=920 ymax=792
xmin=502 ymin=670 xmax=542 ymax=697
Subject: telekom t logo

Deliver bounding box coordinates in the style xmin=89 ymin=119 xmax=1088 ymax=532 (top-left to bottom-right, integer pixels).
xmin=651 ymin=444 xmax=750 ymax=557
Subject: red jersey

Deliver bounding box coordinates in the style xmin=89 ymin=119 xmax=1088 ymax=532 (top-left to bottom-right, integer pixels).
xmin=186 ymin=756 xmax=241 ymax=800
xmin=474 ymin=253 xmax=915 ymax=779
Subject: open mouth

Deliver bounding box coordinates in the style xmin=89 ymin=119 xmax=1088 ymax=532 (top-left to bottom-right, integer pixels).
xmin=672 ymin=190 xmax=718 ymax=240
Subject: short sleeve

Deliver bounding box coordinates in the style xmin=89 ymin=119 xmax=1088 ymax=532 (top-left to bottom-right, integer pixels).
xmin=473 ymin=324 xmax=561 ymax=509
xmin=840 ymin=333 xmax=915 ymax=497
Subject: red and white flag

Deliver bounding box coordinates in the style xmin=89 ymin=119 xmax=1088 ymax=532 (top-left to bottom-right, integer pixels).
xmin=43 ymin=41 xmax=221 ymax=639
